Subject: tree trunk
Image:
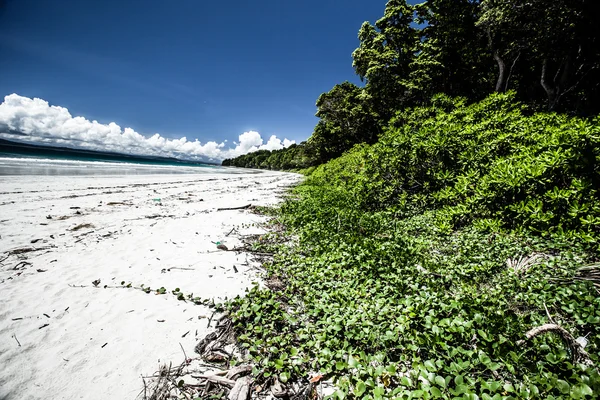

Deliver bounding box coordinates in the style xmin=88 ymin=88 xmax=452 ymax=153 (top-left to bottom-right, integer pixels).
xmin=504 ymin=52 xmax=521 ymax=92
xmin=541 ymin=58 xmax=559 ymax=111
xmin=493 ymin=49 xmax=507 ymax=92
xmin=486 ymin=28 xmax=507 ymax=93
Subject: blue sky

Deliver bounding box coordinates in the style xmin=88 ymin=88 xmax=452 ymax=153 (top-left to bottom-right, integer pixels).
xmin=0 ymin=0 xmax=398 ymax=159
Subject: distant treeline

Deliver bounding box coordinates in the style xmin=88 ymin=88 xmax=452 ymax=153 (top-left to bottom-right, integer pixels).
xmin=221 ymin=142 xmax=317 ymax=170
xmin=223 ymin=0 xmax=600 ymax=170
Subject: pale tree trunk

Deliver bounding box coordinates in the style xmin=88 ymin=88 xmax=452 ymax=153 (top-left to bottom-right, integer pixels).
xmin=541 ymin=58 xmax=559 ymax=110
xmin=493 ymin=49 xmax=507 ymax=92
xmin=487 ymin=28 xmax=508 ymax=93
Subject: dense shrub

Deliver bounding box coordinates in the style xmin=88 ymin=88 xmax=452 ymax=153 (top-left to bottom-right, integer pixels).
xmin=227 ymin=94 xmax=600 ymax=399
xmin=312 ymin=92 xmax=600 ymax=245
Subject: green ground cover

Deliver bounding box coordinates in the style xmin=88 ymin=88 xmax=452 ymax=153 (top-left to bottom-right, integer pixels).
xmin=227 ymin=94 xmax=600 ymax=399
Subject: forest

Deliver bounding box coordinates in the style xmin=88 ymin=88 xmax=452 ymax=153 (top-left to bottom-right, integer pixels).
xmin=222 ymin=0 xmax=599 ymax=170
xmin=223 ymin=1 xmax=600 ymax=398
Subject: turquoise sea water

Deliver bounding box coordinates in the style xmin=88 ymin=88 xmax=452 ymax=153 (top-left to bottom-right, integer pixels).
xmin=0 ymin=151 xmax=241 ymax=176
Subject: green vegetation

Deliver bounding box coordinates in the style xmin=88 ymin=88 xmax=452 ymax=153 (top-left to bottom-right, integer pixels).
xmin=221 ymin=1 xmax=600 ymax=398
xmin=227 ymin=94 xmax=600 ymax=398
xmin=223 ymin=0 xmax=600 ymax=170
xmin=221 ymin=142 xmax=317 ymax=170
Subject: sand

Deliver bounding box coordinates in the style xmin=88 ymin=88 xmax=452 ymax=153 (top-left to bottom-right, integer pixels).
xmin=0 ymin=170 xmax=302 ymax=400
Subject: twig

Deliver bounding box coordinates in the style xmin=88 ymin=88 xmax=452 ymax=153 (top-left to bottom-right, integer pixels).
xmin=225 ymin=227 xmax=236 ymax=237
xmin=12 ymin=334 xmax=21 ymax=347
xmin=197 ymin=375 xmax=236 ymax=388
xmin=543 ymin=302 xmax=555 ymax=324
xmin=217 ymin=204 xmax=251 ymax=211
xmin=143 ymin=377 xmax=147 ymax=400
xmin=12 ymin=261 xmax=32 ymax=270
xmin=207 ymin=310 xmax=217 ymax=328
xmin=179 ymin=342 xmax=189 ymax=362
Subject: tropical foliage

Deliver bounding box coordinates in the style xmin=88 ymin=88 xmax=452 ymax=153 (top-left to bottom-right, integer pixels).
xmin=221 ymin=2 xmax=600 ymax=398
xmin=221 ymin=142 xmax=317 ymax=170
xmin=223 ymin=0 xmax=600 ymax=169
xmin=226 ymin=94 xmax=600 ymax=399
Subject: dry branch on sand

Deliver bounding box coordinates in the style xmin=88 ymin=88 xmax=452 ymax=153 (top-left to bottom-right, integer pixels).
xmin=217 ymin=204 xmax=253 ymax=211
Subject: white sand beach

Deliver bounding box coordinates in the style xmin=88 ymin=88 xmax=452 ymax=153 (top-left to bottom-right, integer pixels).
xmin=0 ymin=170 xmax=301 ymax=400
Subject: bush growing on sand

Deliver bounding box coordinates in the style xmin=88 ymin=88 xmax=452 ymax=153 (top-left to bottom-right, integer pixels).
xmin=227 ymin=94 xmax=600 ymax=399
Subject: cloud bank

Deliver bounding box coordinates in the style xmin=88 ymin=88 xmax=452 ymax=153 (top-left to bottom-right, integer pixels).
xmin=0 ymin=94 xmax=295 ymax=161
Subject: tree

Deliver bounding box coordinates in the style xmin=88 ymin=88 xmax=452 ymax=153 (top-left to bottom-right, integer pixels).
xmin=309 ymin=82 xmax=380 ymax=162
xmin=352 ymin=0 xmax=419 ymax=116
xmin=414 ymin=0 xmax=492 ymax=100
xmin=477 ymin=0 xmax=600 ymax=112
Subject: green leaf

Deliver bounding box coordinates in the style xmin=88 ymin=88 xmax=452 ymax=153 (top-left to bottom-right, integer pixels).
xmin=424 ymin=360 xmax=436 ymax=372
xmin=434 ymin=375 xmax=446 ymax=388
xmin=355 ymin=381 xmax=366 ymax=397
xmin=556 ymin=380 xmax=570 ymax=394
xmin=347 ymin=355 xmax=358 ymax=368
xmin=274 ymin=359 xmax=284 ymax=370
xmin=400 ymin=376 xmax=413 ymax=387
xmin=279 ymin=372 xmax=290 ymax=383
xmin=572 ymin=383 xmax=593 ymax=398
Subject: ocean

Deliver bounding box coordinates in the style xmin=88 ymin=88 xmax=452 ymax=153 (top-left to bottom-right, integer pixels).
xmin=0 ymin=155 xmax=229 ymax=176
xmin=0 ymin=149 xmax=258 ymax=176
xmin=0 ymin=139 xmax=246 ymax=176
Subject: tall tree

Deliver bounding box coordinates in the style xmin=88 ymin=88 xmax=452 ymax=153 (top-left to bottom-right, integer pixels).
xmin=415 ymin=0 xmax=492 ymax=100
xmin=352 ymin=0 xmax=419 ymax=117
xmin=310 ymin=82 xmax=380 ymax=162
xmin=477 ymin=0 xmax=600 ymax=112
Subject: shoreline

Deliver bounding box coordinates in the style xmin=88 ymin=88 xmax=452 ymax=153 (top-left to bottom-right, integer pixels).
xmin=0 ymin=171 xmax=302 ymax=400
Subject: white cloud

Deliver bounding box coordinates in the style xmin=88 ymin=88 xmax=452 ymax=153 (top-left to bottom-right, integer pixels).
xmin=0 ymin=94 xmax=295 ymax=161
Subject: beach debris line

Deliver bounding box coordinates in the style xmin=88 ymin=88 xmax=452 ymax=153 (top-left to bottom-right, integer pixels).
xmin=140 ymin=315 xmax=320 ymax=400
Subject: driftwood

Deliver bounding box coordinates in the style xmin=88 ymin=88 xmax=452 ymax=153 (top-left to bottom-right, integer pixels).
xmin=217 ymin=204 xmax=252 ymax=211
xmin=226 ymin=365 xmax=253 ymax=380
xmin=228 ymin=376 xmax=252 ymax=400
xmin=517 ymin=323 xmax=594 ymax=367
xmin=271 ymin=379 xmax=288 ymax=398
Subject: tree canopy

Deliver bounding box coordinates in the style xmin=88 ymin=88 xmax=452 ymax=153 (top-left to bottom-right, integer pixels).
xmin=223 ymin=0 xmax=599 ymax=169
